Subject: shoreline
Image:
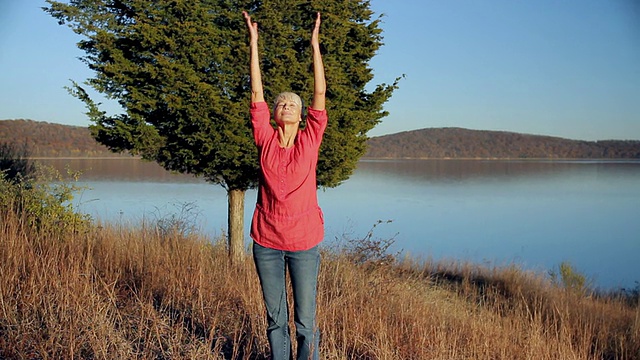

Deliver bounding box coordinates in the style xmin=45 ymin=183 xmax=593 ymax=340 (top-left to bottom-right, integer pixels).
xmin=31 ymin=156 xmax=640 ymax=162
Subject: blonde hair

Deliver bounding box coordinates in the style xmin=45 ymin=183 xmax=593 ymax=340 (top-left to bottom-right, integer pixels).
xmin=273 ymin=92 xmax=303 ymax=113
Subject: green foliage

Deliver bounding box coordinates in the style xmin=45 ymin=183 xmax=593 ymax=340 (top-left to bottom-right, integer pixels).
xmin=0 ymin=165 xmax=91 ymax=236
xmin=43 ymin=0 xmax=399 ymax=190
xmin=549 ymin=261 xmax=590 ymax=294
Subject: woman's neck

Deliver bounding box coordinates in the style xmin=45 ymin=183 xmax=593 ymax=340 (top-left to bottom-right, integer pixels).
xmin=278 ymin=123 xmax=299 ymax=148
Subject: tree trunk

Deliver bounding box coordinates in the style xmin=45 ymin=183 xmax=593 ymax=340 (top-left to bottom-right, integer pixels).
xmin=227 ymin=189 xmax=245 ymax=264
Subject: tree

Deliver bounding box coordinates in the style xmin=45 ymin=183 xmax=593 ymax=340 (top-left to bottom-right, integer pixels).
xmin=44 ymin=0 xmax=399 ymax=263
xmin=0 ymin=141 xmax=37 ymax=185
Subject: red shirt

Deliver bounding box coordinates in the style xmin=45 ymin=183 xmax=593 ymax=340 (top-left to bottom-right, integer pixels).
xmin=250 ymin=101 xmax=328 ymax=251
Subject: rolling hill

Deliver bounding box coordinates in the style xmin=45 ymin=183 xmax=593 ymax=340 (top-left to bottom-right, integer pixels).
xmin=1 ymin=119 xmax=639 ymax=159
xmin=0 ymin=119 xmax=119 ymax=158
xmin=364 ymin=127 xmax=640 ymax=159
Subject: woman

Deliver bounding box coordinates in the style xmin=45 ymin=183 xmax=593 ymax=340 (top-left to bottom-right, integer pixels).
xmin=243 ymin=10 xmax=326 ymax=360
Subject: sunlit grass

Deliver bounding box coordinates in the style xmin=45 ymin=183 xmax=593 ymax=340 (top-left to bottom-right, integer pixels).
xmin=1 ymin=201 xmax=638 ymax=359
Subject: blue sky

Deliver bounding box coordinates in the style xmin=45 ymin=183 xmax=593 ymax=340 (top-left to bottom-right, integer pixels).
xmin=1 ymin=0 xmax=639 ymax=141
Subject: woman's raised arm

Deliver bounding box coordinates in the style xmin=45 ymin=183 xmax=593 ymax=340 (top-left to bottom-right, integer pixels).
xmin=310 ymin=12 xmax=326 ymax=111
xmin=243 ymin=11 xmax=265 ymax=104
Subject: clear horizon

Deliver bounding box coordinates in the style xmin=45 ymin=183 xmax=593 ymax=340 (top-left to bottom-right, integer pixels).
xmin=1 ymin=0 xmax=639 ymax=141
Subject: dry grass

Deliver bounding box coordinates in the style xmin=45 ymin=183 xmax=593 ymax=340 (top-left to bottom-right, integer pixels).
xmin=1 ymin=204 xmax=638 ymax=359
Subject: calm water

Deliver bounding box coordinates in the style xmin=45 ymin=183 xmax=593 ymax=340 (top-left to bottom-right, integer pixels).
xmin=39 ymin=158 xmax=640 ymax=290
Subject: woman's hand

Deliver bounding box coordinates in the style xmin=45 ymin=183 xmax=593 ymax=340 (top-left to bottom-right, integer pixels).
xmin=311 ymin=12 xmax=325 ymax=111
xmin=311 ymin=12 xmax=321 ymax=50
xmin=244 ymin=11 xmax=264 ymax=103
xmin=243 ymin=11 xmax=259 ymax=44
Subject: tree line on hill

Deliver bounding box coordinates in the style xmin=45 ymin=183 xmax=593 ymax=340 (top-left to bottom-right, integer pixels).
xmin=1 ymin=119 xmax=639 ymax=159
xmin=364 ymin=127 xmax=640 ymax=159
xmin=0 ymin=119 xmax=118 ymax=158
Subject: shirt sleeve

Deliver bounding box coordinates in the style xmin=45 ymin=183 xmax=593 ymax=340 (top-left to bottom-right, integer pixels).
xmin=303 ymin=107 xmax=328 ymax=148
xmin=250 ymin=102 xmax=273 ymax=147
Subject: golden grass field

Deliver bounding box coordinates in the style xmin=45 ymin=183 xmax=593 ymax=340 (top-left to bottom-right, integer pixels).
xmin=1 ymin=199 xmax=639 ymax=359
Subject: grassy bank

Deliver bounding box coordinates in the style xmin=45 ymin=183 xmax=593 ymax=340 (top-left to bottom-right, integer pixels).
xmin=1 ymin=196 xmax=639 ymax=359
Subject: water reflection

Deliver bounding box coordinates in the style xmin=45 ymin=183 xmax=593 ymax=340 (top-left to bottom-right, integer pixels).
xmin=37 ymin=157 xmax=640 ymax=185
xmin=356 ymin=159 xmax=640 ymax=184
xmin=36 ymin=158 xmax=202 ymax=183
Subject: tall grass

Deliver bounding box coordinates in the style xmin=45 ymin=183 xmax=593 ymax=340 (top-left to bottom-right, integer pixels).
xmin=1 ymin=183 xmax=638 ymax=359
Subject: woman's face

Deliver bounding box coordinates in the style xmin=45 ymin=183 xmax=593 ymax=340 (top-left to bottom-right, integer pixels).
xmin=273 ymin=93 xmax=302 ymax=126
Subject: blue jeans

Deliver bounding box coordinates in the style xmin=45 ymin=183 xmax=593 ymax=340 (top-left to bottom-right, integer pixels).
xmin=252 ymin=242 xmax=320 ymax=360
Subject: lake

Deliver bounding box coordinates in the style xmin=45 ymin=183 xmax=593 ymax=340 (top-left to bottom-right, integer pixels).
xmin=38 ymin=158 xmax=640 ymax=290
